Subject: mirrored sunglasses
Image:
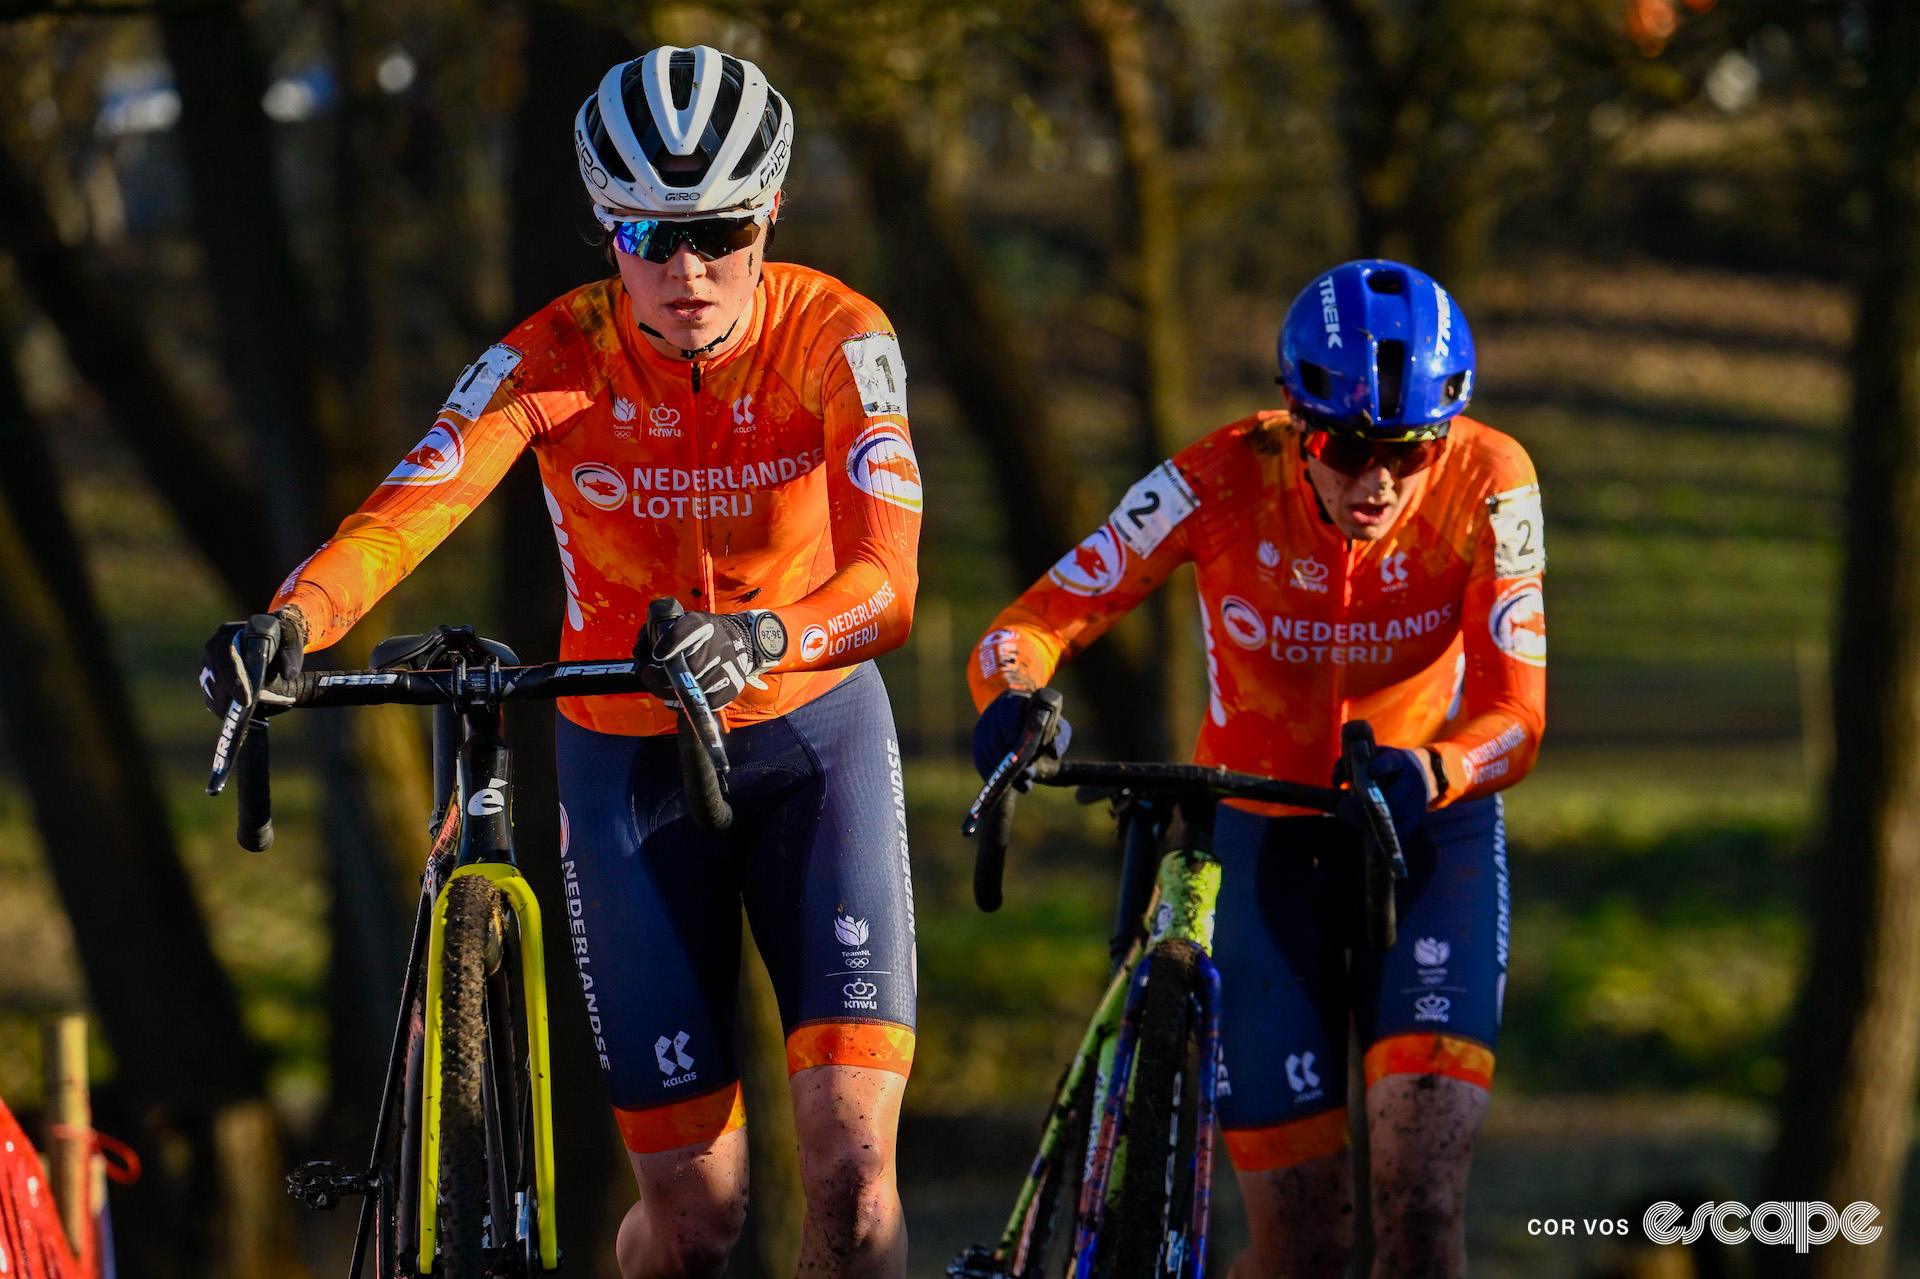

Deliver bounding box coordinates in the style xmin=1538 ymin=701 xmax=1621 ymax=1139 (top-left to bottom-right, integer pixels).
xmin=611 ymin=215 xmax=763 ymax=264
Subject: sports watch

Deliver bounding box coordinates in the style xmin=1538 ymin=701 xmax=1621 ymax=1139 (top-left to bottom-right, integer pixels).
xmin=748 ymin=610 xmax=788 ymax=669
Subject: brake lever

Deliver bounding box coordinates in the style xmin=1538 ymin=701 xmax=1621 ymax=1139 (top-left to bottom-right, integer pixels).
xmin=206 ymin=614 xmax=279 ymax=797
xmin=962 ymin=691 xmax=1062 ymax=836
xmin=1360 ymin=776 xmax=1410 ymax=879
xmin=666 ymin=650 xmax=730 ymax=789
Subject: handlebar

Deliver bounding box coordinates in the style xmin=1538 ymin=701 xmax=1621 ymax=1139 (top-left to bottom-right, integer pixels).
xmin=962 ymin=691 xmax=1410 ymax=947
xmin=206 ymin=601 xmax=738 ymax=847
xmin=648 ymin=598 xmax=733 ymax=834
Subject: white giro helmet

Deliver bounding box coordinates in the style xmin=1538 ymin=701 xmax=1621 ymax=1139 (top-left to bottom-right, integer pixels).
xmin=574 ymin=46 xmax=793 ymax=219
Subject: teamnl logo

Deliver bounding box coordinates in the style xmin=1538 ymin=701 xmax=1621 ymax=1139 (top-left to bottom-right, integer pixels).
xmin=1644 ymin=1200 xmax=1883 ymax=1252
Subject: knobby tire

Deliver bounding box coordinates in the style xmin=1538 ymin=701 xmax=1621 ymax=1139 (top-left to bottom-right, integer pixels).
xmin=1022 ymin=1055 xmax=1098 ymax=1278
xmin=1095 ymin=942 xmax=1200 ymax=1279
xmin=437 ymin=875 xmax=502 ymax=1278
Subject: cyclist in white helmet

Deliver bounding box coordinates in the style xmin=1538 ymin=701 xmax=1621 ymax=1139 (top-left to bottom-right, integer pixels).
xmin=233 ymin=44 xmax=921 ymax=1279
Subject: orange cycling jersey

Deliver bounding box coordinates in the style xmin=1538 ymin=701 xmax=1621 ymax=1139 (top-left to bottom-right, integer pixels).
xmin=968 ymin=412 xmax=1546 ymax=809
xmin=273 ymin=263 xmax=921 ymax=736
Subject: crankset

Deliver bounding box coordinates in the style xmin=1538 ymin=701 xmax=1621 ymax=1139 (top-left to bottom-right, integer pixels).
xmin=947 ymin=1244 xmax=1014 ymax=1278
xmin=285 ymin=1160 xmax=376 ymax=1211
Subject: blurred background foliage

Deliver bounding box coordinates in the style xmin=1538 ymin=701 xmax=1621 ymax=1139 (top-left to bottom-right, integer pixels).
xmin=0 ymin=0 xmax=1898 ymax=1273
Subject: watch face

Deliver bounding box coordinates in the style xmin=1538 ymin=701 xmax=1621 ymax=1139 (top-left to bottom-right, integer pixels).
xmin=755 ymin=612 xmax=788 ymax=660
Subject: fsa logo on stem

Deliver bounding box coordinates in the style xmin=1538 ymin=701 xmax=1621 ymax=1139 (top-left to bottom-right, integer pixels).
xmin=1049 ymin=526 xmax=1126 ymax=597
xmin=572 ymin=463 xmax=627 ymax=511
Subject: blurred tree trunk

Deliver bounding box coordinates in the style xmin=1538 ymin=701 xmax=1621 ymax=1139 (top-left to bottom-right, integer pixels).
xmin=0 ymin=142 xmax=275 ymax=604
xmin=162 ymin=1 xmax=426 ymax=1158
xmin=1761 ymin=6 xmax=1920 ymax=1276
xmin=0 ymin=339 xmax=286 ymax=1279
xmin=499 ymin=5 xmax=635 ymax=1273
xmin=159 ymin=8 xmax=328 ymax=555
xmin=1078 ymin=0 xmax=1193 ymax=758
xmin=1312 ymin=0 xmax=1497 ymax=284
xmin=779 ymin=47 xmax=1160 ymax=757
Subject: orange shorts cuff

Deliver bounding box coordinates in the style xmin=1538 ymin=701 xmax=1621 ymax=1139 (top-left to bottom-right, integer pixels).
xmin=785 ymin=1020 xmax=915 ymax=1077
xmin=1223 ymin=1108 xmax=1350 ymax=1172
xmin=1364 ymin=1033 xmax=1494 ymax=1091
xmin=614 ymin=1081 xmax=745 ymax=1154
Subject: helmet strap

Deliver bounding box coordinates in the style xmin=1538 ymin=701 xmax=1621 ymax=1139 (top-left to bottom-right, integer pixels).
xmin=636 ymin=315 xmax=741 ymax=361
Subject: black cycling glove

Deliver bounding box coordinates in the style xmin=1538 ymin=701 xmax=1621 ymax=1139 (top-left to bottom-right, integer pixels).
xmin=971 ymin=690 xmax=1074 ymax=789
xmin=639 ymin=609 xmax=786 ymax=710
xmin=199 ymin=606 xmax=309 ymax=717
xmin=1334 ymin=745 xmax=1433 ymax=842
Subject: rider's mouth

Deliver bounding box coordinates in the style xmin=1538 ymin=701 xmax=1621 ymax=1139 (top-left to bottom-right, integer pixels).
xmin=1348 ymin=500 xmax=1392 ymax=527
xmin=666 ymin=297 xmax=714 ymax=322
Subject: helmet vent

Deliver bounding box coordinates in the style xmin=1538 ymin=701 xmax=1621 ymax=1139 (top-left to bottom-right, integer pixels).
xmin=1299 ymin=362 xmax=1331 ymax=399
xmin=668 ymin=51 xmax=695 ymax=109
xmin=1376 ymin=341 xmax=1407 ymax=418
xmin=1365 ymin=272 xmax=1405 ymax=295
xmin=1443 ymin=372 xmax=1466 ymax=403
xmin=731 ymin=95 xmax=785 ymax=181
xmin=583 ymin=98 xmax=638 ymax=187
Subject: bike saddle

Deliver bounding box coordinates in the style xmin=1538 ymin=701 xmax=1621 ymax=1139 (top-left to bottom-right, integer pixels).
xmin=371 ymin=625 xmax=520 ymax=670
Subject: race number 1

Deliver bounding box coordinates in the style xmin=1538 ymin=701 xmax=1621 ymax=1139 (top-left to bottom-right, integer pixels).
xmin=1488 ymin=484 xmax=1546 ymax=578
xmin=1110 ymin=461 xmax=1199 ymax=558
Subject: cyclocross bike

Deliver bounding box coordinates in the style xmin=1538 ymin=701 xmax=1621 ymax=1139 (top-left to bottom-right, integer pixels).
xmin=205 ymin=600 xmax=731 ymax=1279
xmin=948 ymin=689 xmax=1406 ymax=1279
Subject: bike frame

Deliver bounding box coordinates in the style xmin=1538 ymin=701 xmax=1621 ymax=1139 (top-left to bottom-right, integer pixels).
xmin=995 ymin=847 xmax=1224 ymax=1279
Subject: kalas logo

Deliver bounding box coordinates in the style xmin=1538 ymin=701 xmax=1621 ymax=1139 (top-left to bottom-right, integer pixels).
xmin=1049 ymin=526 xmax=1126 ymax=597
xmin=384 ymin=421 xmax=464 ymax=486
xmin=572 ymin=463 xmax=627 ymax=511
xmin=834 ymin=915 xmax=870 ymax=947
xmin=1220 ymin=596 xmax=1266 ymax=650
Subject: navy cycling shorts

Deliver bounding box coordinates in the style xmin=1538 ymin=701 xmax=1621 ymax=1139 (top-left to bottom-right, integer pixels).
xmin=554 ymin=663 xmax=917 ymax=1154
xmin=1211 ymin=795 xmax=1510 ymax=1171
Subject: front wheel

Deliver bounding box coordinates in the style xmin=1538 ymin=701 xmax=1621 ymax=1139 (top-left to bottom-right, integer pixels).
xmin=436 ymin=874 xmax=503 ymax=1277
xmin=1094 ymin=942 xmax=1202 ymax=1279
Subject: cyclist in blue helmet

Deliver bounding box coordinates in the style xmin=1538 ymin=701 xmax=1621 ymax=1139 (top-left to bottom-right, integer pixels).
xmin=971 ymin=258 xmax=1543 ymax=1279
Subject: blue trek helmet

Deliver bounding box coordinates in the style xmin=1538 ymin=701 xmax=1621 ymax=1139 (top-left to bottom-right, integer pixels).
xmin=1277 ymin=259 xmax=1476 ymax=442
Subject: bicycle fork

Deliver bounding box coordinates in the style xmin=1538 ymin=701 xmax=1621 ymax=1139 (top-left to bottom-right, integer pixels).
xmin=419 ymin=862 xmax=559 ymax=1272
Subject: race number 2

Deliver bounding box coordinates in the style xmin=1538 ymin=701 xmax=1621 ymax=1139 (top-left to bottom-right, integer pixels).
xmin=1110 ymin=461 xmax=1199 ymax=558
xmin=1487 ymin=484 xmax=1545 ymax=578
